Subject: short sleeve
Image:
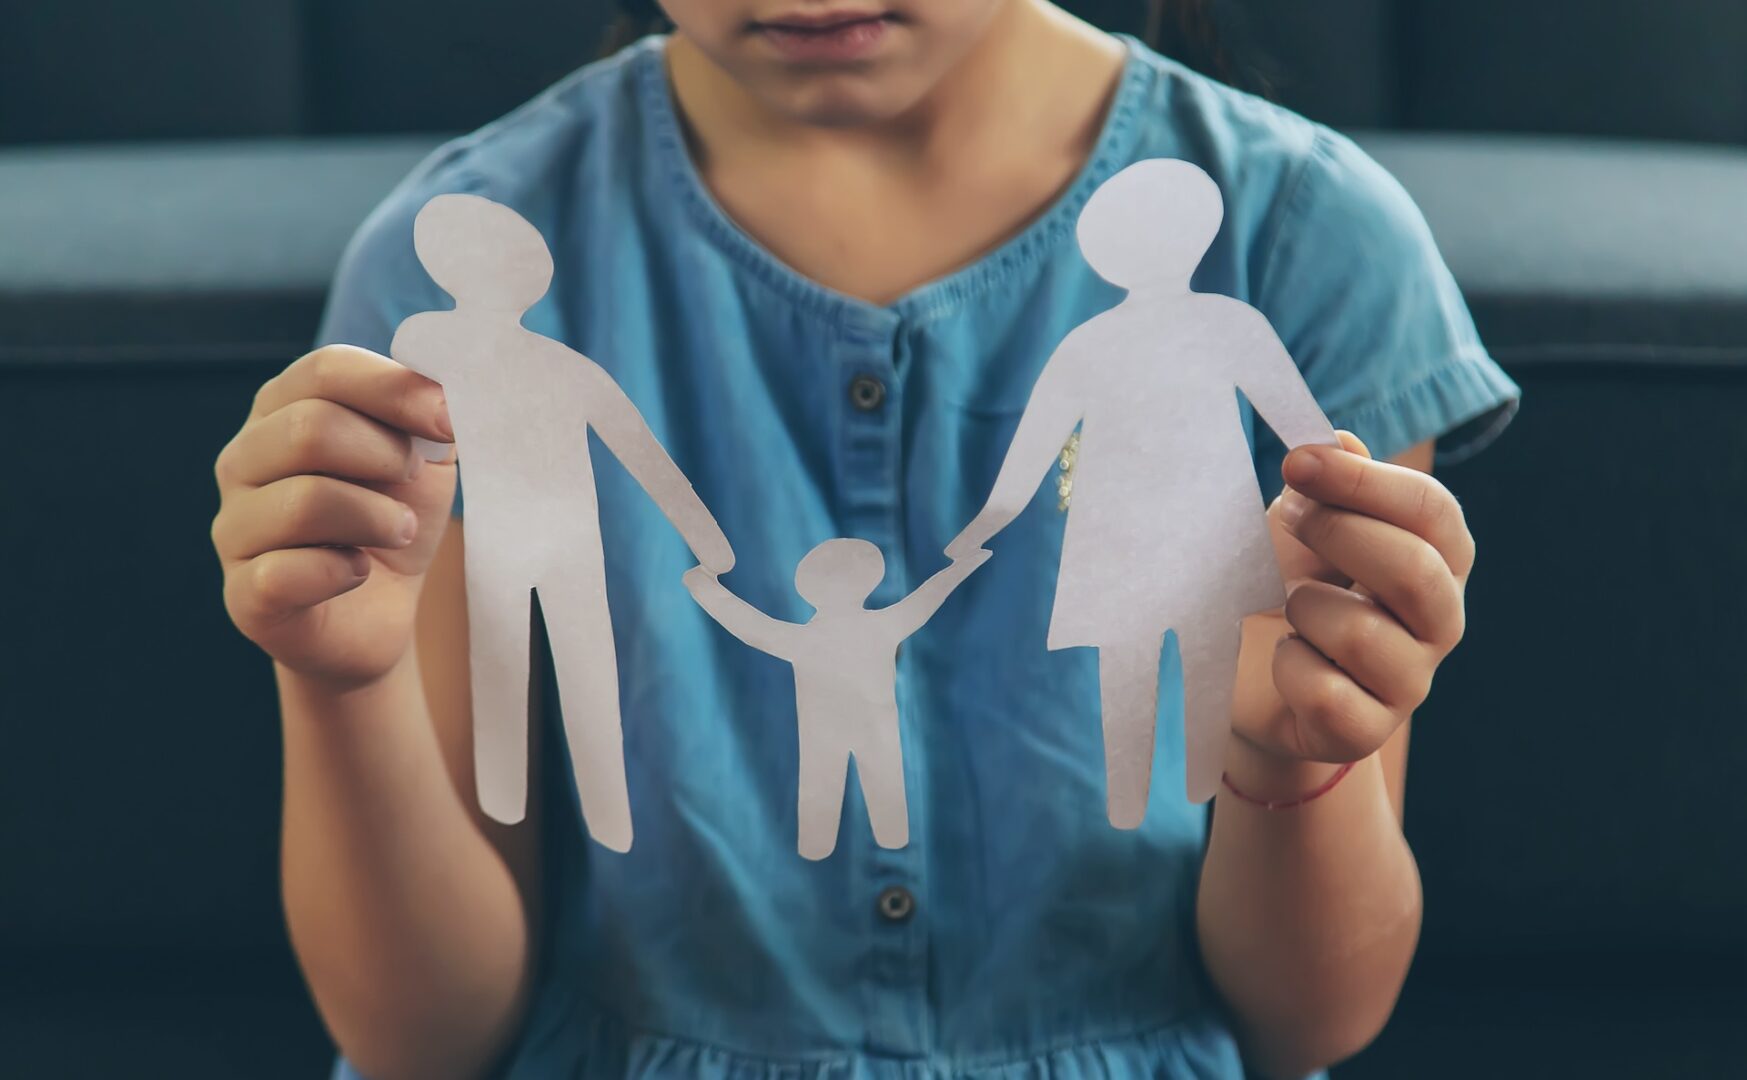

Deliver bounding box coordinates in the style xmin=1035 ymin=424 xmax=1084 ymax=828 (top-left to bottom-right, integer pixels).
xmin=1252 ymin=129 xmax=1520 ymax=485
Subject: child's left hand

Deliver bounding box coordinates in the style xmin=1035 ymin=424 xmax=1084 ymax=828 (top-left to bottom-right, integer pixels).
xmin=1244 ymin=431 xmax=1475 ymax=763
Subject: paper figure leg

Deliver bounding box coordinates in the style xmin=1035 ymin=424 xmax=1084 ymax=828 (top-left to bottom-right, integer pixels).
xmin=851 ymin=716 xmax=910 ymax=851
xmin=1178 ymin=618 xmax=1244 ymax=805
xmin=796 ymin=721 xmax=851 ymax=861
xmin=1097 ymin=639 xmax=1162 ymax=830
xmin=536 ymin=575 xmax=634 ymax=853
xmin=465 ymin=560 xmax=533 ymax=825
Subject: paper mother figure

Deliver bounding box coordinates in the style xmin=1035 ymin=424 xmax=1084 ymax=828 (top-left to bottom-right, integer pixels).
xmin=948 ymin=159 xmax=1339 ymax=823
xmin=392 ymin=193 xmax=735 ymax=851
xmin=684 ymin=543 xmax=990 ymax=860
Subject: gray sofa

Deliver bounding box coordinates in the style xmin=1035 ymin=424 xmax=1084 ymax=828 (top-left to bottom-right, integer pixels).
xmin=3 ymin=2 xmax=1744 ymax=1077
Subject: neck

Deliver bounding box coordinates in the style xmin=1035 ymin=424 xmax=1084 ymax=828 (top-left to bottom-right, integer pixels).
xmin=658 ymin=2 xmax=1125 ymax=305
xmin=451 ymin=298 xmax=532 ymax=317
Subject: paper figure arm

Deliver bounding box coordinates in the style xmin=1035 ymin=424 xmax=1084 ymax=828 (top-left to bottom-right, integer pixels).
xmin=683 ymin=567 xmax=801 ymax=661
xmin=570 ymin=350 xmax=736 ymax=573
xmin=947 ymin=339 xmax=1087 ymax=558
xmin=1229 ymin=306 xmax=1339 ymax=452
xmin=881 ymin=550 xmax=993 ymax=639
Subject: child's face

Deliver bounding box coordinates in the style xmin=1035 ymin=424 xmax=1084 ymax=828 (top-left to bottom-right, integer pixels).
xmin=659 ymin=1 xmax=1008 ymax=125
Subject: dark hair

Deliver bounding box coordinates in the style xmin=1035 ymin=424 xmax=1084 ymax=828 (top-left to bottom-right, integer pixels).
xmin=1149 ymin=0 xmax=1260 ymax=93
xmin=603 ymin=2 xmax=1258 ymax=92
xmin=602 ymin=0 xmax=665 ymax=55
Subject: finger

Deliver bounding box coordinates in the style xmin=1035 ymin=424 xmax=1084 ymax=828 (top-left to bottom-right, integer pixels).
xmin=1280 ymin=503 xmax=1466 ymax=650
xmin=1264 ymin=433 xmax=1370 ymax=589
xmin=253 ymin=344 xmax=452 ymax=443
xmin=1267 ymin=492 xmax=1350 ymax=589
xmin=218 ymin=397 xmax=418 ymax=490
xmin=225 ymin=547 xmax=371 ymax=630
xmin=1283 ymin=580 xmax=1434 ymax=712
xmin=1271 ymin=634 xmax=1399 ymax=762
xmin=212 ymin=474 xmax=417 ymax=560
xmin=1282 ymin=441 xmax=1475 ymax=577
xmin=1335 ymin=429 xmax=1373 ymax=460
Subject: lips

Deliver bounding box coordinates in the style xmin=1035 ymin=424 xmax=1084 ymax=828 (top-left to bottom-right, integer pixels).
xmin=752 ymin=9 xmax=897 ymax=63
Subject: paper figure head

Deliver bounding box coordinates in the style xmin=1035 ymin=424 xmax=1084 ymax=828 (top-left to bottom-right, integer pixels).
xmin=795 ymin=539 xmax=885 ymax=611
xmin=1077 ymin=159 xmax=1224 ymax=292
xmin=413 ymin=194 xmax=553 ymax=314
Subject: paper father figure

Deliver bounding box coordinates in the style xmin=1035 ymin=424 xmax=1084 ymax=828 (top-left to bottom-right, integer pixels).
xmin=392 ymin=194 xmax=735 ymax=850
xmin=948 ymin=159 xmax=1338 ymax=822
xmin=684 ymin=543 xmax=990 ymax=860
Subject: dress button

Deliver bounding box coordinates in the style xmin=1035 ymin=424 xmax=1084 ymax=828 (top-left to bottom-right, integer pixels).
xmin=849 ymin=375 xmax=887 ymax=412
xmin=876 ymin=885 xmax=915 ymax=923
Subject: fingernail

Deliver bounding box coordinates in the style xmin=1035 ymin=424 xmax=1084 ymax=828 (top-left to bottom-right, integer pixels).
xmin=1278 ymin=491 xmax=1310 ymax=529
xmin=434 ymin=396 xmax=454 ymax=439
xmin=404 ymin=452 xmax=423 ymax=481
xmin=398 ymin=508 xmax=419 ymax=546
xmin=344 ymin=549 xmax=370 ymax=577
xmin=1284 ymin=449 xmax=1323 ymax=486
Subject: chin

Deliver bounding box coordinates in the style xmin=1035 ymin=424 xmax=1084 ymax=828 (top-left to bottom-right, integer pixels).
xmin=758 ymin=70 xmax=930 ymax=127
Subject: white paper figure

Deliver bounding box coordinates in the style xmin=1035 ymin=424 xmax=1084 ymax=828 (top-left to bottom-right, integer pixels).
xmin=947 ymin=159 xmax=1338 ymax=822
xmin=392 ymin=194 xmax=735 ymax=850
xmin=684 ymin=543 xmax=989 ymax=860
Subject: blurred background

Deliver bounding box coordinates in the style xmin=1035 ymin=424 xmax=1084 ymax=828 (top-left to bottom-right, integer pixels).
xmin=2 ymin=1 xmax=1744 ymax=1077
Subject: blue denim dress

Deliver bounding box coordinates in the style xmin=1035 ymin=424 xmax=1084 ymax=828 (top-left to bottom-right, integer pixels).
xmin=318 ymin=34 xmax=1519 ymax=1079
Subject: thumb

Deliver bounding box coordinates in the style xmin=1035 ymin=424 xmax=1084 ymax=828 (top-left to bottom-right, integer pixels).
xmin=1267 ymin=492 xmax=1342 ymax=587
xmin=1268 ymin=431 xmax=1372 ymax=588
xmin=370 ymin=453 xmax=458 ymax=574
xmin=1334 ymin=429 xmax=1372 ymax=460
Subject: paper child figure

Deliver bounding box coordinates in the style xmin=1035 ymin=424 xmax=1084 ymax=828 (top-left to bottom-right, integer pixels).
xmin=684 ymin=542 xmax=990 ymax=860
xmin=392 ymin=193 xmax=734 ymax=850
xmin=948 ymin=159 xmax=1338 ymax=822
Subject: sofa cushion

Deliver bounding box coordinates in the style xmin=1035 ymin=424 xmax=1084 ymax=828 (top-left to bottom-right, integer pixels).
xmin=1407 ymin=1 xmax=1747 ymax=145
xmin=0 ymin=0 xmax=307 ymax=144
xmin=302 ymin=0 xmax=611 ymax=135
xmin=1400 ymin=353 xmax=1747 ymax=964
xmin=1361 ymin=133 xmax=1747 ymax=352
xmin=0 ymin=956 xmax=330 ymax=1080
xmin=1336 ymin=958 xmax=1747 ymax=1079
xmin=1349 ymin=140 xmax=1747 ymax=974
xmin=1217 ymin=0 xmax=1399 ymax=129
xmin=4 ymin=2 xmax=1746 ymax=148
xmin=7 ymin=132 xmax=1744 ymax=362
xmin=0 ymin=137 xmax=439 ymax=362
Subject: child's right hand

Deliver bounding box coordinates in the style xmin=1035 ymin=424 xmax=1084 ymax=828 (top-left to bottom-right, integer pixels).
xmin=212 ymin=345 xmax=457 ymax=690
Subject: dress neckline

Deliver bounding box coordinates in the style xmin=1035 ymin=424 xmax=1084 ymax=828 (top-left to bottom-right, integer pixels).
xmin=635 ymin=33 xmax=1152 ymax=334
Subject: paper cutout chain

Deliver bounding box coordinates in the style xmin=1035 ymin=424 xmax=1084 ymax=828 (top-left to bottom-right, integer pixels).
xmin=389 ymin=159 xmax=1336 ymax=858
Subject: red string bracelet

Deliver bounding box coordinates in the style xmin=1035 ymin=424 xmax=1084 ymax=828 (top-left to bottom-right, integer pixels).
xmin=1220 ymin=761 xmax=1355 ymax=810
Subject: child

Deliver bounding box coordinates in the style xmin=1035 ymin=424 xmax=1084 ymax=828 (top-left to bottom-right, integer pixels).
xmin=683 ymin=542 xmax=989 ymax=860
xmin=210 ymin=2 xmax=1519 ymax=1077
